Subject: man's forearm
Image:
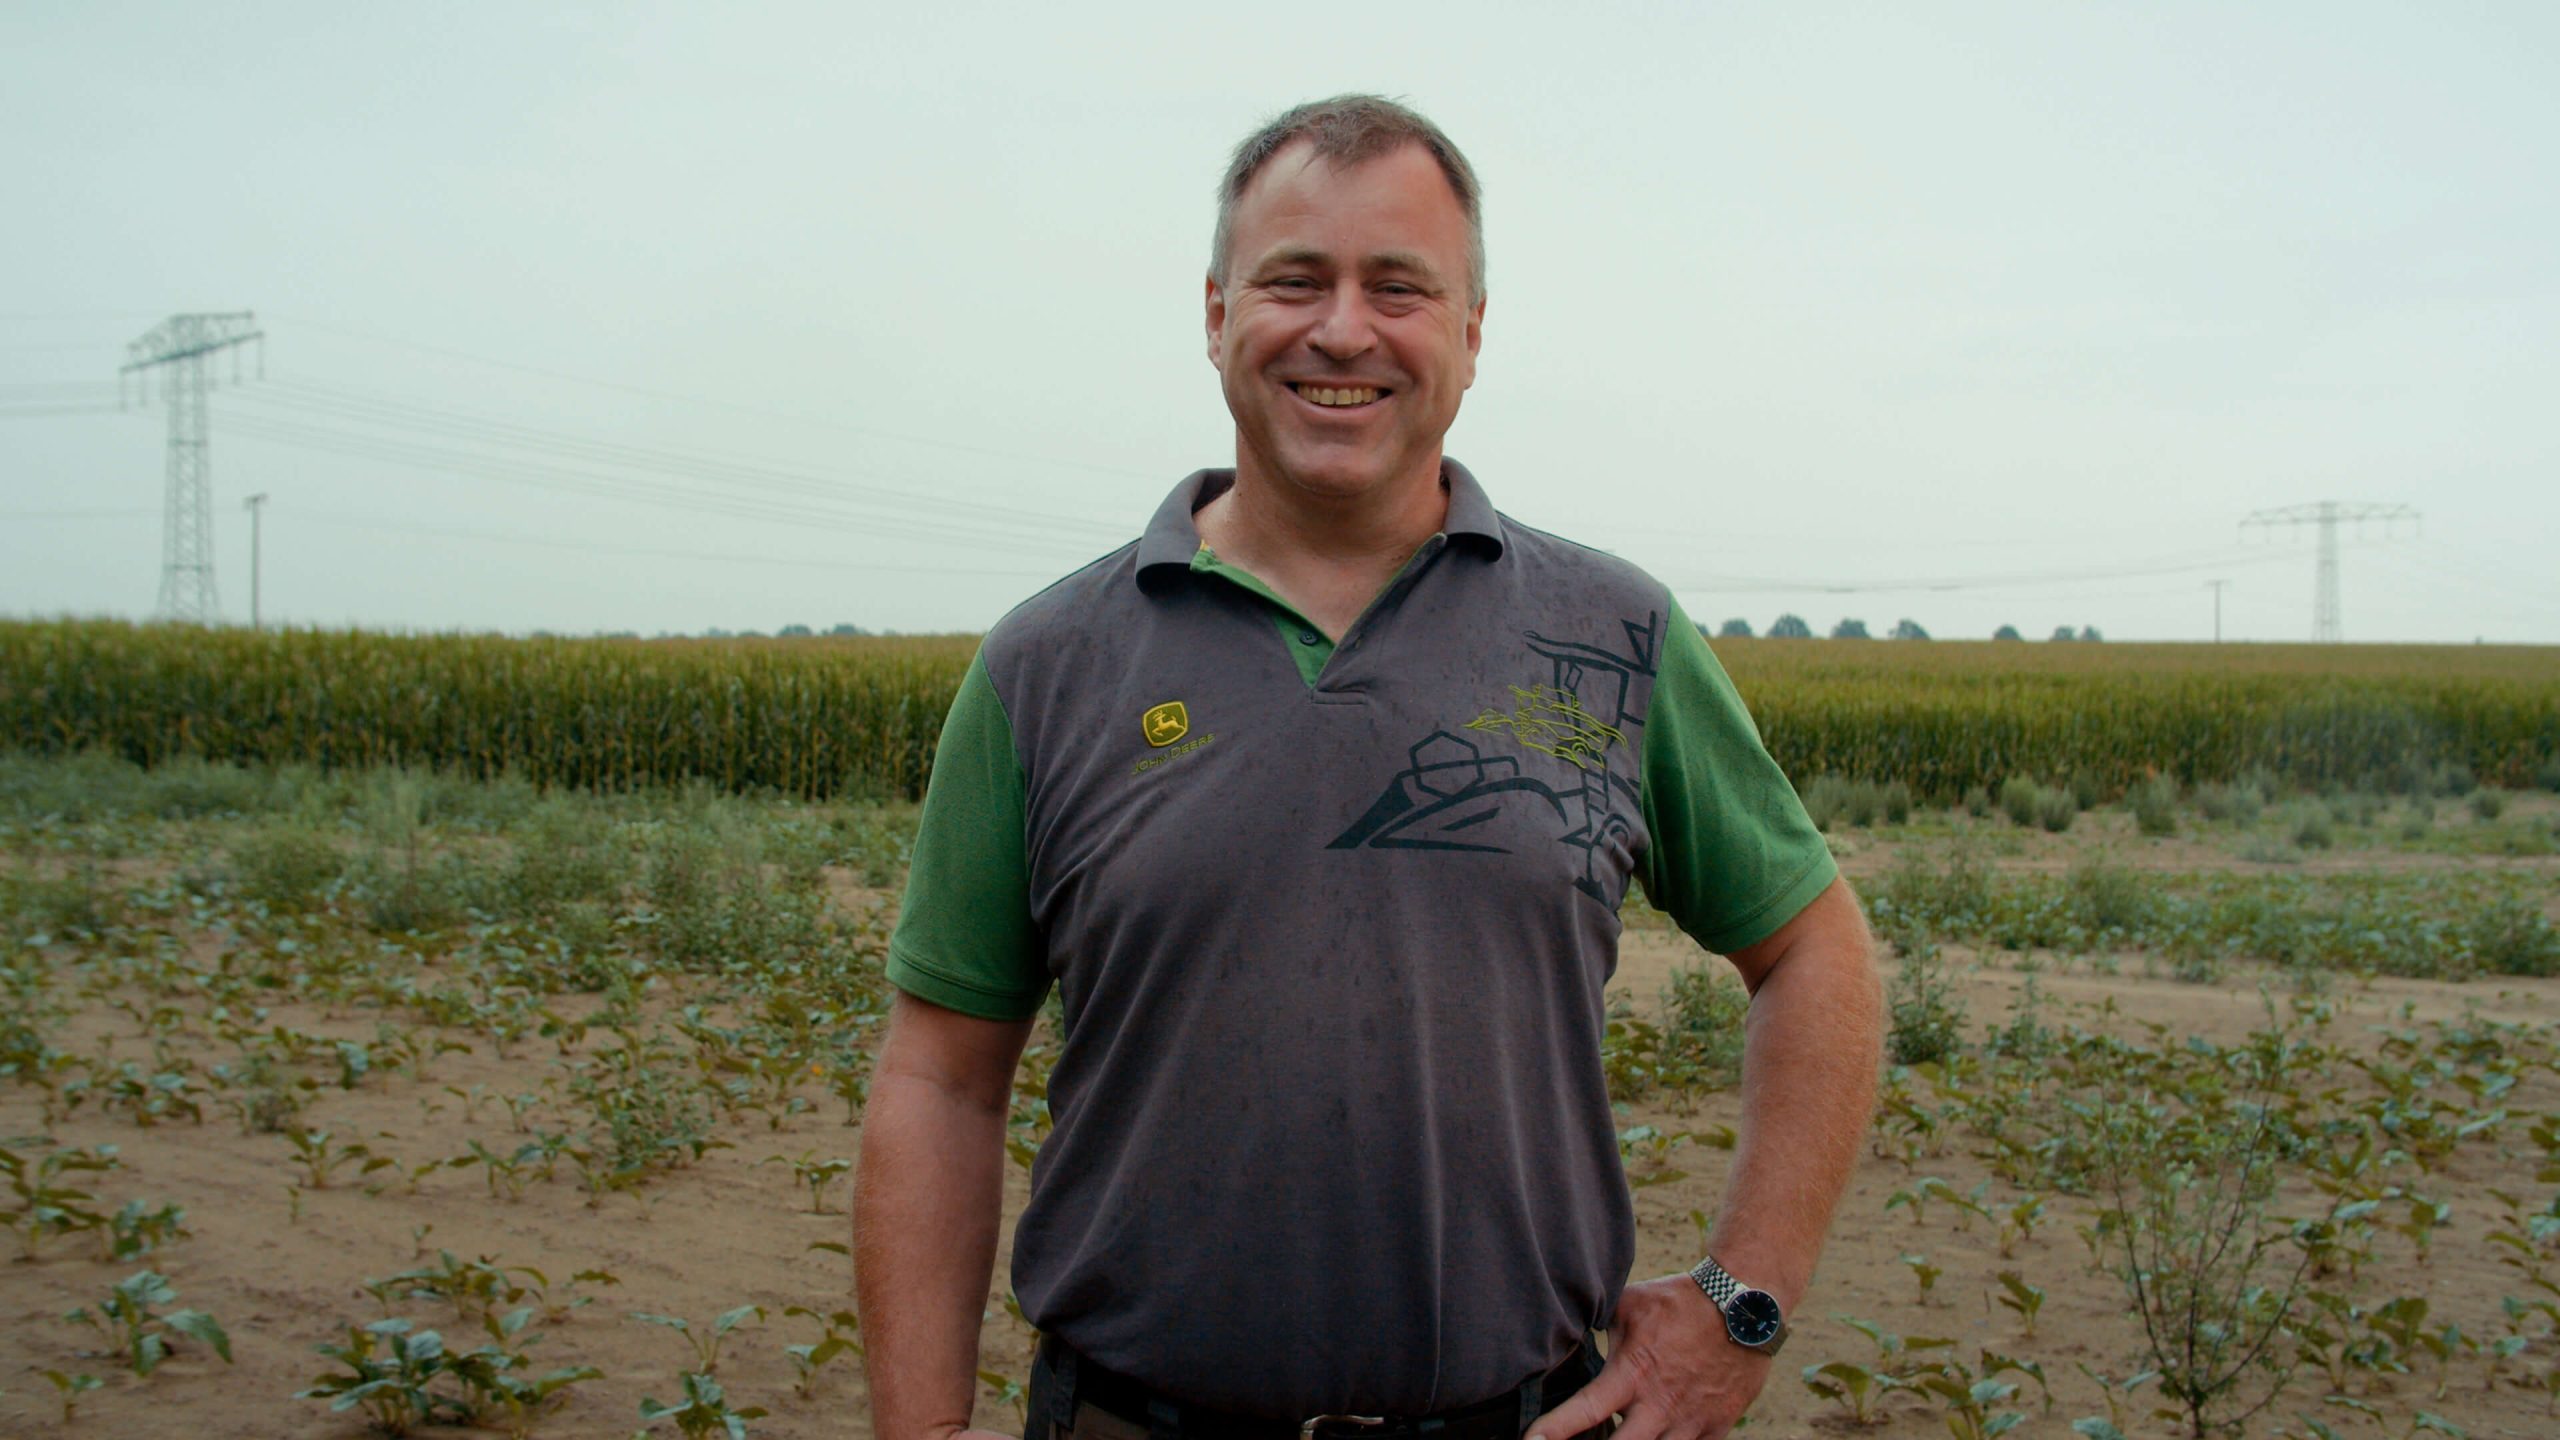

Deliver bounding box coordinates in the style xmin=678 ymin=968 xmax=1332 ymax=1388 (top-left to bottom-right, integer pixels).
xmin=854 ymin=1070 xmax=1011 ymax=1440
xmin=1707 ymin=910 xmax=1884 ymax=1307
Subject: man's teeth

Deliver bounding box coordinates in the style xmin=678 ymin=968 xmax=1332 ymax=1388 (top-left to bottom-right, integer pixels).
xmin=1297 ymin=386 xmax=1381 ymax=407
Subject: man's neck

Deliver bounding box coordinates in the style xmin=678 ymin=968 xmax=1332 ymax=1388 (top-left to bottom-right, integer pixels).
xmin=1193 ymin=454 xmax=1450 ymax=640
xmin=1201 ymin=456 xmax=1447 ymax=565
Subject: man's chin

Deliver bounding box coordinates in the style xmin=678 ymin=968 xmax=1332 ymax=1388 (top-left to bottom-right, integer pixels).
xmin=1255 ymin=445 xmax=1430 ymax=503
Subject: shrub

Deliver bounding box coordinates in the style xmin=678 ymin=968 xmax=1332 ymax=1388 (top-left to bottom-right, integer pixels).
xmin=2068 ymin=860 xmax=2153 ymax=934
xmin=1962 ymin=785 xmax=1992 ymax=818
xmin=1799 ymin=775 xmax=1848 ymax=832
xmin=2035 ymin=788 xmax=2077 ymax=834
xmin=2288 ymin=807 xmax=2334 ymax=851
xmin=2128 ymin=776 xmax=2179 ymax=837
xmin=2196 ymin=782 xmax=2263 ymax=825
xmin=2086 ymin=1057 xmax=2328 ymax=1439
xmin=2000 ymin=777 xmax=2041 ymax=828
xmin=1800 ymin=775 xmax=1896 ymax=832
xmin=1880 ymin=844 xmax=1993 ymax=934
xmin=228 ymin=822 xmax=344 ymax=911
xmin=2469 ymin=788 xmax=2507 ymax=821
xmin=1661 ymin=963 xmax=1751 ymax=1088
xmin=1886 ymin=940 xmax=1966 ymax=1067
xmin=2468 ymin=898 xmax=2560 ymax=977
xmin=1880 ymin=780 xmax=1913 ymax=825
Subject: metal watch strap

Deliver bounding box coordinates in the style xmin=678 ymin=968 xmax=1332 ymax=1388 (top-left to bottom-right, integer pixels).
xmin=1688 ymin=1254 xmax=1742 ymax=1308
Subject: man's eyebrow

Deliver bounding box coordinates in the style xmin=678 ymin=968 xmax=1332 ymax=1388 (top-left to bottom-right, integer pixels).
xmin=1249 ymin=246 xmax=1448 ymax=282
xmin=1251 ymin=245 xmax=1333 ymax=273
xmin=1361 ymin=250 xmax=1443 ymax=280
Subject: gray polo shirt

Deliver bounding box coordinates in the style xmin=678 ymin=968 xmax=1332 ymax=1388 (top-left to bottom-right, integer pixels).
xmin=886 ymin=460 xmax=1835 ymax=1419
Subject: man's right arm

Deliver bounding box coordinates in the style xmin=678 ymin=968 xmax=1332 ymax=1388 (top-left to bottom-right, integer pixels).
xmin=854 ymin=991 xmax=1034 ymax=1440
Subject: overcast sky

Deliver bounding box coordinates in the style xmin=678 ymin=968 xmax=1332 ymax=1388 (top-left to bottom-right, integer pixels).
xmin=5 ymin=2 xmax=2555 ymax=644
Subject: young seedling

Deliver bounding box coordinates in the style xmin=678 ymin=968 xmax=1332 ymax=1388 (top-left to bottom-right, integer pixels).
xmin=1900 ymin=1252 xmax=1941 ymax=1306
xmin=633 ymin=1305 xmax=765 ymax=1374
xmin=446 ymin=1306 xmax=605 ymax=1439
xmin=370 ymin=1250 xmax=547 ymax=1329
xmin=38 ymin=1369 xmax=102 ymax=1424
xmin=1885 ymin=1176 xmax=1958 ymax=1228
xmin=782 ymin=1304 xmax=863 ymax=1399
xmin=2 ymin=1142 xmax=117 ymax=1260
xmin=101 ymin=1198 xmax=190 ymax=1261
xmin=1997 ymin=1195 xmax=2046 ymax=1257
xmin=61 ymin=1268 xmax=234 ymax=1377
xmin=1801 ymin=1359 xmax=1903 ymax=1426
xmin=298 ymin=1317 xmax=476 ymax=1435
xmin=284 ymin=1128 xmax=395 ymax=1190
xmin=2069 ymin=1361 xmax=2157 ymax=1436
xmin=638 ymin=1370 xmax=768 ymax=1439
xmin=1994 ymin=1271 xmax=2045 ymax=1338
xmin=762 ymin=1150 xmax=854 ymax=1214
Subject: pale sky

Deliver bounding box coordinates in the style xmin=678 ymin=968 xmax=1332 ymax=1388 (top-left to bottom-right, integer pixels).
xmin=5 ymin=2 xmax=2556 ymax=643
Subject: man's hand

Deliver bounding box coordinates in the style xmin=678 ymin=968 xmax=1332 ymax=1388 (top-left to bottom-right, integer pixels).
xmin=1526 ymin=1274 xmax=1769 ymax=1440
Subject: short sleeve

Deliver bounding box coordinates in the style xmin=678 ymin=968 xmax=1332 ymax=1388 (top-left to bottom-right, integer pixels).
xmin=1636 ymin=599 xmax=1839 ymax=954
xmin=885 ymin=649 xmax=1050 ymax=1019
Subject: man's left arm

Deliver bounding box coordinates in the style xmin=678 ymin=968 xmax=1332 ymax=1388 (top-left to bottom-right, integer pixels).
xmin=1529 ymin=875 xmax=1883 ymax=1440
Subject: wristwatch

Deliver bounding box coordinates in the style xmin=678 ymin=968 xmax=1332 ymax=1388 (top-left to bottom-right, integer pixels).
xmin=1688 ymin=1254 xmax=1789 ymax=1355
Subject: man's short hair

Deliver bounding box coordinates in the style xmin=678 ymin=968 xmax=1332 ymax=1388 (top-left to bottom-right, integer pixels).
xmin=1212 ymin=94 xmax=1486 ymax=306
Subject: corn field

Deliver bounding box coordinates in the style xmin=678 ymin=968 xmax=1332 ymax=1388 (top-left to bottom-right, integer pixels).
xmin=0 ymin=621 xmax=975 ymax=801
xmin=0 ymin=620 xmax=2552 ymax=802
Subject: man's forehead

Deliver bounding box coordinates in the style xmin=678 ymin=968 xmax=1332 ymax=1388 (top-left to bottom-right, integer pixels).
xmin=1229 ymin=140 xmax=1467 ymax=258
xmin=1240 ymin=135 xmax=1441 ymax=202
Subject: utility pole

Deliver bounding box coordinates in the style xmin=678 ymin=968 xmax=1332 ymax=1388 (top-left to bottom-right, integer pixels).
xmin=120 ymin=312 xmax=263 ymax=624
xmin=2239 ymin=501 xmax=2419 ymax=642
xmin=2206 ymin=579 xmax=2227 ymax=643
xmin=243 ymin=493 xmax=269 ymax=629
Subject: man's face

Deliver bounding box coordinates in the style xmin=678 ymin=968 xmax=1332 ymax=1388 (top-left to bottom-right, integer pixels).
xmin=1207 ymin=140 xmax=1484 ymax=507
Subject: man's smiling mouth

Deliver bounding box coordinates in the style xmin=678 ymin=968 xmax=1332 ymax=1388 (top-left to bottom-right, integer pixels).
xmin=1287 ymin=383 xmax=1387 ymax=409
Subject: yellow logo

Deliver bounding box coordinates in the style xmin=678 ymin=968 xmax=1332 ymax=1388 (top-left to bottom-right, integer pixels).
xmin=1141 ymin=701 xmax=1190 ymax=748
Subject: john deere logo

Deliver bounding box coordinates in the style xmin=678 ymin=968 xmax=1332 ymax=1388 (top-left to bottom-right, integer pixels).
xmin=1141 ymin=701 xmax=1189 ymax=747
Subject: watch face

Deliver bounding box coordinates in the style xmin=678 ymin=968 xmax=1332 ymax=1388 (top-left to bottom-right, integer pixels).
xmin=1726 ymin=1289 xmax=1784 ymax=1348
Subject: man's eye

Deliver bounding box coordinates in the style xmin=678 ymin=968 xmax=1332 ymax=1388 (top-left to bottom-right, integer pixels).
xmin=1270 ymin=276 xmax=1317 ymax=290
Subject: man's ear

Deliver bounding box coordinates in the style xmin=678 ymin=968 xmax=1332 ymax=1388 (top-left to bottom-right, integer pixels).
xmin=1204 ymin=273 xmax=1226 ymax=370
xmin=1461 ymin=295 xmax=1485 ymax=389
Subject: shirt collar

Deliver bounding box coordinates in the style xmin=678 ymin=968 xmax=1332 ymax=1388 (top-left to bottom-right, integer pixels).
xmin=1133 ymin=457 xmax=1508 ymax=582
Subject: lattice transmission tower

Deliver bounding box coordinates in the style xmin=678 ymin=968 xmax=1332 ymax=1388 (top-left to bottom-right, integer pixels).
xmin=121 ymin=312 xmax=264 ymax=623
xmin=2240 ymin=501 xmax=2419 ymax=643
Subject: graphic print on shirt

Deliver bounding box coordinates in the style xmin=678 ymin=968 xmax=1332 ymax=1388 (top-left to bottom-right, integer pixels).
xmin=1326 ymin=611 xmax=1660 ymax=906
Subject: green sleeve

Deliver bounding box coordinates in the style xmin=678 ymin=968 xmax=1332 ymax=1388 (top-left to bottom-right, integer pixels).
xmin=1636 ymin=599 xmax=1839 ymax=954
xmin=885 ymin=650 xmax=1049 ymax=1019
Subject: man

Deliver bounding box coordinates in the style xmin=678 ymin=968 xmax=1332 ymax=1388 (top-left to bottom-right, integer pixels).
xmin=853 ymin=95 xmax=1882 ymax=1440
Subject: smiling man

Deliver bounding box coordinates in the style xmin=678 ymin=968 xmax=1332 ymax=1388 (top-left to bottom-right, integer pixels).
xmin=853 ymin=95 xmax=1883 ymax=1440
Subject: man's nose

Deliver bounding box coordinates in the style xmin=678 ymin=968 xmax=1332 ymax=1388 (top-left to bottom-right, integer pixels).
xmin=1304 ymin=284 xmax=1379 ymax=360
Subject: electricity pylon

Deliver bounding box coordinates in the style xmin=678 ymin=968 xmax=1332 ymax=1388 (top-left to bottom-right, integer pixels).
xmin=2240 ymin=501 xmax=2418 ymax=643
xmin=121 ymin=312 xmax=263 ymax=623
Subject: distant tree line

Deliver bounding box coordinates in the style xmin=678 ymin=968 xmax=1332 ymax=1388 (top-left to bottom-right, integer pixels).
xmin=1704 ymin=616 xmax=2106 ymax=641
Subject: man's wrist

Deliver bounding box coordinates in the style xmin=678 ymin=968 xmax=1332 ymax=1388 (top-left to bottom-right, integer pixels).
xmin=1688 ymin=1254 xmax=1789 ymax=1354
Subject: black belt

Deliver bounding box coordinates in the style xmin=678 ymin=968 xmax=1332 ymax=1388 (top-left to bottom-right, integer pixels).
xmin=1037 ymin=1333 xmax=1603 ymax=1440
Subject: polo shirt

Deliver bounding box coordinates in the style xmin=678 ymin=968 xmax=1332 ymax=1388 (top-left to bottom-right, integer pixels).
xmin=886 ymin=459 xmax=1836 ymax=1419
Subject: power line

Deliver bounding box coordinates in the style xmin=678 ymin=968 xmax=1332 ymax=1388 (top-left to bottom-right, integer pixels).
xmin=267 ymin=314 xmax=1166 ymax=483
xmin=1663 ymin=541 xmax=2331 ymax=597
xmin=285 ymin=508 xmax=1068 ymax=579
xmin=217 ymin=411 xmax=1103 ymax=560
xmin=229 ymin=377 xmax=1129 ymax=545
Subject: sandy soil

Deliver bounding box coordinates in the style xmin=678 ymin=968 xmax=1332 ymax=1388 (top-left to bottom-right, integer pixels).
xmin=6 ymin=814 xmax=2560 ymax=1438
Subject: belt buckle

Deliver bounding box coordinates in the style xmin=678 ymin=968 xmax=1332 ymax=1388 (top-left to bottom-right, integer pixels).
xmin=1300 ymin=1416 xmax=1390 ymax=1440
